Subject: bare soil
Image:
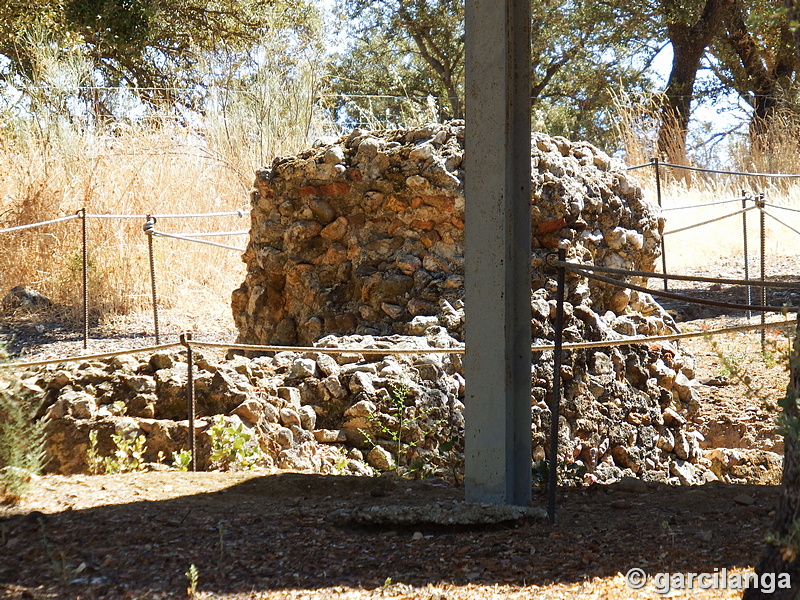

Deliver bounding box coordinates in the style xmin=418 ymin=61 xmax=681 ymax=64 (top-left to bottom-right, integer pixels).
xmin=1 ymin=259 xmax=798 ymax=600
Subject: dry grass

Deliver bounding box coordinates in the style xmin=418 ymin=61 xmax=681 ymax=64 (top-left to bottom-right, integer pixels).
xmin=4 ymin=86 xmax=800 ymax=330
xmin=0 ymin=122 xmax=252 ymax=325
xmin=629 ymin=176 xmax=800 ymax=275
xmin=616 ymin=94 xmax=800 ymax=274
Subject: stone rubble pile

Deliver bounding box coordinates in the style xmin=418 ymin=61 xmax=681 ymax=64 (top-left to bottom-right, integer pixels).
xmin=227 ymin=121 xmax=716 ymax=484
xmin=27 ymin=328 xmax=465 ymax=477
xmin=13 ymin=123 xmax=769 ymax=485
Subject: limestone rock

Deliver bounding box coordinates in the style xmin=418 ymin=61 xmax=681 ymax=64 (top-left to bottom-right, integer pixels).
xmin=367 ymin=446 xmax=396 ymax=471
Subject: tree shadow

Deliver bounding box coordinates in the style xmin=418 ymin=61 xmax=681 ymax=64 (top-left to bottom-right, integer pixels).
xmin=0 ymin=472 xmax=778 ymax=598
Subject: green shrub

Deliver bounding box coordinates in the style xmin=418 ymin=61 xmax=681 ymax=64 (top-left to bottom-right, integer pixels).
xmin=0 ymin=368 xmax=48 ymax=501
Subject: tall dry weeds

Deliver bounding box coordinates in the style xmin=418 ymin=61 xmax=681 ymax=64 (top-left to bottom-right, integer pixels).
xmin=0 ymin=25 xmax=326 ymax=331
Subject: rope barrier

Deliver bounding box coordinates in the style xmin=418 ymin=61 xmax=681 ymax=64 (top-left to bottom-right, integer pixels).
xmin=764 ymin=202 xmax=800 ymax=214
xmin=0 ymin=209 xmax=250 ymax=236
xmin=626 ymin=159 xmax=800 ymax=179
xmin=661 ymin=196 xmax=747 ymax=212
xmin=0 ymin=214 xmax=79 ymax=234
xmin=0 ymin=343 xmax=182 ymax=370
xmin=761 ymin=209 xmax=800 ymax=239
xmin=1 ymin=317 xmax=793 ymax=371
xmin=174 ymin=229 xmax=249 ymax=238
xmin=151 ymin=228 xmax=246 ymax=252
xmin=663 ymin=205 xmax=757 ymax=236
xmin=86 ymin=209 xmax=249 ymax=219
xmin=553 ymin=260 xmax=800 ymax=289
xmin=530 ymin=316 xmax=794 ymax=351
xmin=574 ymin=268 xmax=799 ymax=313
xmin=190 ymin=340 xmax=464 ymax=355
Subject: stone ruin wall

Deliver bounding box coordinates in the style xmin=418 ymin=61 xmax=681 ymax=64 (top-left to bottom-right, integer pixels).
xmin=18 ymin=123 xmax=777 ymax=485
xmin=233 ymin=122 xmax=667 ymax=346
xmin=229 ymin=121 xmax=717 ymax=484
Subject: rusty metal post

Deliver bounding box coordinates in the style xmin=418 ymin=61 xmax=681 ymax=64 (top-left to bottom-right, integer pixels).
xmin=742 ymin=192 xmax=751 ymax=320
xmin=77 ymin=208 xmax=89 ymax=349
xmin=759 ymin=193 xmax=766 ymax=346
xmin=654 ymin=157 xmax=667 ymax=291
xmin=548 ymin=248 xmax=566 ymax=524
xmin=144 ymin=215 xmax=160 ymax=344
xmin=181 ymin=333 xmax=196 ymax=471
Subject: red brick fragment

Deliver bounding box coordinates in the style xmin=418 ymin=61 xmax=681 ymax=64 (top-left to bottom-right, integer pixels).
xmin=319 ymin=182 xmax=350 ymax=195
xmin=537 ymin=218 xmax=567 ymax=234
xmin=299 ymin=186 xmax=318 ymax=197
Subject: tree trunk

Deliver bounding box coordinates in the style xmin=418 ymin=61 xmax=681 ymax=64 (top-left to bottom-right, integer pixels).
xmin=723 ymin=0 xmax=796 ymax=148
xmin=744 ymin=319 xmax=800 ymax=599
xmin=657 ymin=0 xmax=733 ymax=166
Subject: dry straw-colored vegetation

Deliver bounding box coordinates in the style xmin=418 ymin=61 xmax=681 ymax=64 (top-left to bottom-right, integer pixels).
xmin=0 ymin=30 xmax=330 ymax=330
xmin=3 ymin=84 xmax=800 ymax=329
xmin=615 ymin=93 xmax=800 ymax=275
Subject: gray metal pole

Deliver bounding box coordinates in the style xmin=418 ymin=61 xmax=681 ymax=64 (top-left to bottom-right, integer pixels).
xmin=78 ymin=208 xmax=89 ymax=349
xmin=181 ymin=333 xmax=196 ymax=471
xmin=464 ymin=0 xmax=532 ymax=506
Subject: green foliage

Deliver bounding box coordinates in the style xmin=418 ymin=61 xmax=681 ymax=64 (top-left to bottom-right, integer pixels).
xmin=333 ymin=0 xmax=658 ymax=147
xmin=185 ymin=563 xmax=199 ymax=599
xmin=363 ymin=379 xmax=416 ymax=470
xmin=208 ymin=415 xmax=263 ymax=470
xmin=86 ymin=429 xmax=146 ymax=474
xmin=0 ymin=370 xmax=48 ymax=502
xmin=532 ymin=458 xmax=587 ymax=487
xmin=706 ymin=333 xmax=781 ymax=414
xmin=171 ymin=449 xmax=192 ymax=471
xmin=765 ymin=517 xmax=800 ymax=562
xmin=0 ymin=0 xmax=324 ymax=117
xmin=361 ymin=377 xmax=461 ymax=479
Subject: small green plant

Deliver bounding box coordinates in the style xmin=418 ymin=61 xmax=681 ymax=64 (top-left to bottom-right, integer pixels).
xmin=332 ymin=447 xmax=349 ymax=474
xmin=362 ymin=377 xmax=461 ymax=478
xmin=172 ymin=449 xmax=192 ymax=471
xmin=532 ymin=457 xmax=587 ymax=486
xmin=766 ymin=518 xmax=800 ymax=563
xmin=86 ymin=430 xmax=103 ymax=475
xmin=209 ymin=415 xmax=263 ymax=470
xmin=85 ymin=429 xmax=147 ymax=474
xmin=110 ymin=400 xmax=127 ymax=416
xmin=706 ymin=334 xmax=778 ymax=414
xmin=363 ymin=378 xmax=416 ymax=469
xmin=0 ymin=370 xmax=48 ymax=502
xmin=185 ymin=563 xmax=199 ymax=598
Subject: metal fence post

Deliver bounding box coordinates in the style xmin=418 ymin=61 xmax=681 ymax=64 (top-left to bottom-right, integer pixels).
xmin=653 ymin=157 xmax=668 ymax=291
xmin=548 ymin=248 xmax=566 ymax=524
xmin=77 ymin=208 xmax=89 ymax=349
xmin=144 ymin=215 xmax=160 ymax=344
xmin=181 ymin=333 xmax=197 ymax=471
xmin=757 ymin=194 xmax=766 ymax=347
xmin=742 ymin=192 xmax=751 ymax=320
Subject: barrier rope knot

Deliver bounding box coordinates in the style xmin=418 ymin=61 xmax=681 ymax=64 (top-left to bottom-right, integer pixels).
xmin=143 ymin=215 xmax=156 ymax=235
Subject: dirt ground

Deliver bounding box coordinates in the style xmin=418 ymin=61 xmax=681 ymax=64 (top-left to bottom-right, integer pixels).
xmin=1 ymin=261 xmax=798 ymax=600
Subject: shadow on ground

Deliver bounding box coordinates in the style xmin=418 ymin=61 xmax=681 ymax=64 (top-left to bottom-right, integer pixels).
xmin=0 ymin=472 xmax=777 ymax=598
